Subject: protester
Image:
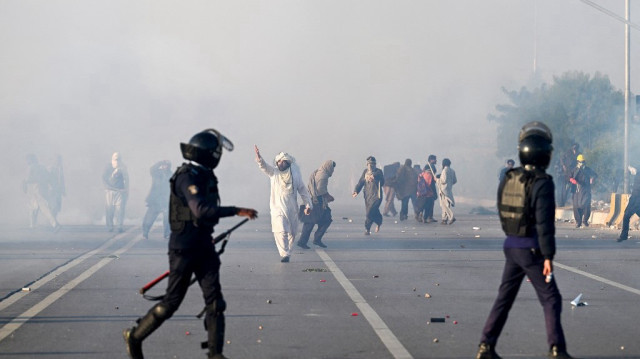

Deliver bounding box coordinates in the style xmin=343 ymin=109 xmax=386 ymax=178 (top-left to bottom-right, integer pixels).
xmin=142 ymin=160 xmax=172 ymax=239
xmin=424 ymin=155 xmax=438 ymax=223
xmin=395 ymin=159 xmax=417 ymax=221
xmin=255 ymin=146 xmax=312 ymax=262
xmin=297 ymin=160 xmax=336 ymax=249
xmin=353 ymin=156 xmax=384 ymax=235
xmin=382 ymin=162 xmax=400 ymax=217
xmin=437 ymin=158 xmax=457 ymax=225
xmin=414 ymin=164 xmax=437 ymax=223
xmin=102 ymin=152 xmax=129 ymax=233
xmin=569 ymin=154 xmax=597 ymax=228
xmin=498 ymin=159 xmax=515 ymax=183
xmin=617 ymin=165 xmax=640 ymax=242
xmin=23 ymin=154 xmax=60 ymax=231
xmin=557 ymin=143 xmax=580 ymax=207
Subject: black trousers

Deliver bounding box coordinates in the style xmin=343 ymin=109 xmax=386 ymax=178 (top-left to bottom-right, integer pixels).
xmin=365 ymin=199 xmax=383 ymax=231
xmin=480 ymin=248 xmax=566 ymax=351
xmin=162 ymin=247 xmax=223 ymax=312
xmin=572 ymin=192 xmax=591 ymax=226
xmin=298 ymin=208 xmax=333 ymax=245
xmin=620 ymin=197 xmax=640 ymax=238
xmin=400 ymin=196 xmax=411 ymax=219
xmin=414 ymin=196 xmax=435 ymax=221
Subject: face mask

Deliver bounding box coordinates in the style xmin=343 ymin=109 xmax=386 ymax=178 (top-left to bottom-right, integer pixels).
xmin=277 ymin=160 xmax=291 ymax=171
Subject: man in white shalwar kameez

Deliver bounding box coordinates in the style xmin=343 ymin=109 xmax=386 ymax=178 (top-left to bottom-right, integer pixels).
xmin=255 ymin=145 xmax=312 ymax=262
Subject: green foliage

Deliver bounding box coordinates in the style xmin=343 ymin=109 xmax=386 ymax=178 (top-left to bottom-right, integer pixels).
xmin=489 ymin=71 xmax=639 ymax=195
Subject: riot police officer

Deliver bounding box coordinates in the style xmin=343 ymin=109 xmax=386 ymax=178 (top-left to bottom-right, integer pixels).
xmin=123 ymin=129 xmax=258 ymax=359
xmin=476 ymin=122 xmax=574 ymax=359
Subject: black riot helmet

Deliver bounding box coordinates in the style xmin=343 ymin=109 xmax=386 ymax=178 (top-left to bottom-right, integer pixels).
xmin=180 ymin=129 xmax=234 ymax=170
xmin=518 ymin=121 xmax=553 ymax=169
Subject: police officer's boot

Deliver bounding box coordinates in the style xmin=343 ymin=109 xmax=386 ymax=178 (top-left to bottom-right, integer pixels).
xmin=204 ymin=300 xmax=227 ymax=358
xmin=548 ymin=345 xmax=574 ymax=359
xmin=123 ymin=304 xmax=171 ymax=359
xmin=476 ymin=342 xmax=502 ymax=359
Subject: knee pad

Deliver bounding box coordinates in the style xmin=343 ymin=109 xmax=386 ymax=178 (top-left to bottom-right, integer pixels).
xmin=209 ymin=298 xmax=226 ymax=315
xmin=152 ymin=303 xmax=174 ymax=321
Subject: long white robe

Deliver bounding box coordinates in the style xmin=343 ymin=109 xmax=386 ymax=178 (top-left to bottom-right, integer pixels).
xmin=257 ymin=157 xmax=312 ymax=256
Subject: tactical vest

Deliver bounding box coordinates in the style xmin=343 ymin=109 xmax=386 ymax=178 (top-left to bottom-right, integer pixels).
xmin=169 ymin=163 xmax=220 ymax=233
xmin=497 ymin=167 xmax=540 ymax=237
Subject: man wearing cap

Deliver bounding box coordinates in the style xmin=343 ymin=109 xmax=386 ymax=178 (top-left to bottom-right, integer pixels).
xmin=569 ymin=154 xmax=597 ymax=228
xmin=255 ymin=145 xmax=312 ymax=262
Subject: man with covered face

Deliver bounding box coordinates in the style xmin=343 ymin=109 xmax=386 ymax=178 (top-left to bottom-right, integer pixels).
xmin=102 ymin=152 xmax=129 ymax=233
xmin=569 ymin=154 xmax=597 ymax=228
xmin=297 ymin=160 xmax=336 ymax=249
xmin=255 ymin=145 xmax=313 ymax=262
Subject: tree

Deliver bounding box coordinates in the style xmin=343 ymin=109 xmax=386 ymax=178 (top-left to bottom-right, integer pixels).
xmin=489 ymin=71 xmax=638 ymax=196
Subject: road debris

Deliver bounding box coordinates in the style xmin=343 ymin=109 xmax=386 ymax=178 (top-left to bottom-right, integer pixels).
xmin=570 ymin=293 xmax=588 ymax=307
xmin=302 ymin=268 xmax=329 ymax=272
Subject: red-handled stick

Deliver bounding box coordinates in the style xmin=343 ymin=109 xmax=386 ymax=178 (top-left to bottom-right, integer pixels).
xmin=139 ymin=270 xmax=169 ymax=295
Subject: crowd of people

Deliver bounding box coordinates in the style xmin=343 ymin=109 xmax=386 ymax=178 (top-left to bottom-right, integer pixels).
xmin=21 ymin=125 xmax=637 ymax=359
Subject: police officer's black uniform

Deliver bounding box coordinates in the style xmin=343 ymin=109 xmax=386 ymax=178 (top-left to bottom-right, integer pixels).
xmin=124 ymin=129 xmax=257 ymax=359
xmin=476 ymin=122 xmax=574 ymax=359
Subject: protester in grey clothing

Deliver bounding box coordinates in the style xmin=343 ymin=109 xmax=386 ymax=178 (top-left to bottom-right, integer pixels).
xmin=298 ymin=160 xmax=336 ymax=249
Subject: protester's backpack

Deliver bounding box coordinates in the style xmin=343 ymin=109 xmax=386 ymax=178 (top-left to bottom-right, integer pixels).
xmin=417 ymin=173 xmax=434 ymax=198
xmin=497 ymin=167 xmax=537 ymax=237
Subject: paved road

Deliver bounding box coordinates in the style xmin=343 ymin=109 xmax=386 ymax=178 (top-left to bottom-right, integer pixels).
xmin=1 ymin=205 xmax=639 ymax=359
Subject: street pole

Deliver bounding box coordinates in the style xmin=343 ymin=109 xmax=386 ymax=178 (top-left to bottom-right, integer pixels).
xmin=624 ymin=0 xmax=630 ymax=194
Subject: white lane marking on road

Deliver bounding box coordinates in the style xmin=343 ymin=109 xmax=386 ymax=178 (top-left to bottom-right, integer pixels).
xmin=0 ymin=229 xmax=135 ymax=312
xmin=555 ymin=262 xmax=640 ymax=296
xmin=316 ymin=249 xmax=413 ymax=359
xmin=0 ymin=233 xmax=143 ymax=342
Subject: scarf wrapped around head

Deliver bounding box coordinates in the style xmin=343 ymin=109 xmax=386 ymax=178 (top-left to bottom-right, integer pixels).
xmin=365 ymin=156 xmax=376 ymax=182
xmin=274 ymin=152 xmax=296 ymax=193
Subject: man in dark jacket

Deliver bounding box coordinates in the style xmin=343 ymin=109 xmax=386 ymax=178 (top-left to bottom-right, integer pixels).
xmin=569 ymin=154 xmax=597 ymax=228
xmin=123 ymin=129 xmax=257 ymax=359
xmin=617 ymin=165 xmax=639 ymax=242
xmin=476 ymin=122 xmax=574 ymax=359
xmin=395 ymin=159 xmax=417 ymax=221
xmin=142 ymin=160 xmax=172 ymax=239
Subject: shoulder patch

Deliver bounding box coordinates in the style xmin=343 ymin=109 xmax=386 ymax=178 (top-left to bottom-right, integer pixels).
xmin=188 ymin=185 xmax=198 ymax=195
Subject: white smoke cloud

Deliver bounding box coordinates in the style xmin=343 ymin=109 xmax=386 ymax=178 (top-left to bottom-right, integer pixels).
xmin=1 ymin=0 xmax=637 ymax=226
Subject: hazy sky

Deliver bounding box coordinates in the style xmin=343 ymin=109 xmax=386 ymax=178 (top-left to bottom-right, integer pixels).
xmin=1 ymin=1 xmax=638 ymax=226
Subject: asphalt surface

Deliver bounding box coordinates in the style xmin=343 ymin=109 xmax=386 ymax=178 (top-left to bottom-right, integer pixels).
xmin=1 ymin=204 xmax=639 ymax=359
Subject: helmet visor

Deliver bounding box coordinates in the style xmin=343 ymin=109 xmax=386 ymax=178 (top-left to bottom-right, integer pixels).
xmin=205 ymin=128 xmax=234 ymax=152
